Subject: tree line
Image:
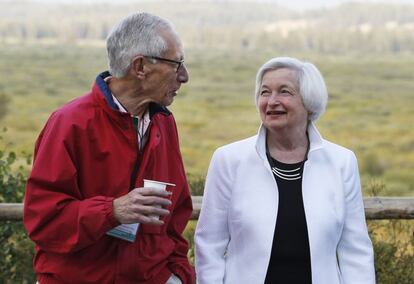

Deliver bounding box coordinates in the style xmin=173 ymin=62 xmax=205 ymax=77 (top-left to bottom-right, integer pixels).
xmin=1 ymin=1 xmax=414 ymax=54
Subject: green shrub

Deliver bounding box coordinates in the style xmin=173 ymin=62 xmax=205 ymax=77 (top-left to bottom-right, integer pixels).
xmin=184 ymin=221 xmax=196 ymax=265
xmin=369 ymin=220 xmax=414 ymax=284
xmin=363 ymin=153 xmax=386 ymax=177
xmin=0 ymin=141 xmax=35 ymax=284
xmin=187 ymin=173 xmax=205 ymax=196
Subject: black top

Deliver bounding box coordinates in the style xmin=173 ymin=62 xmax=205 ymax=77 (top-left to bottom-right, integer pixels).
xmin=264 ymin=154 xmax=312 ymax=284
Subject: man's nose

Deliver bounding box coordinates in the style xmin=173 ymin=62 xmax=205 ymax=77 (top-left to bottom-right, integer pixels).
xmin=177 ymin=64 xmax=189 ymax=83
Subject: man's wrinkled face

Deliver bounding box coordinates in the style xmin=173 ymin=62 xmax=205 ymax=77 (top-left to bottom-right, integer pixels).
xmin=143 ymin=30 xmax=189 ymax=107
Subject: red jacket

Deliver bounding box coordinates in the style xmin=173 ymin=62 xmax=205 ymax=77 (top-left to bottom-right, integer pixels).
xmin=23 ymin=72 xmax=195 ymax=284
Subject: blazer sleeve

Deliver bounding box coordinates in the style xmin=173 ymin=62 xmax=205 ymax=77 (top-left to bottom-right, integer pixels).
xmin=195 ymin=148 xmax=233 ymax=284
xmin=337 ymin=152 xmax=376 ymax=284
xmin=23 ymin=112 xmax=119 ymax=254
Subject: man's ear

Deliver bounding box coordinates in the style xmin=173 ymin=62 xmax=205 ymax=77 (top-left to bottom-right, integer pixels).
xmin=131 ymin=56 xmax=146 ymax=79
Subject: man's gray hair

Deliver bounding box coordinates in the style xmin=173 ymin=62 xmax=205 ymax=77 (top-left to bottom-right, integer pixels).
xmin=106 ymin=12 xmax=176 ymax=78
xmin=254 ymin=57 xmax=328 ymax=121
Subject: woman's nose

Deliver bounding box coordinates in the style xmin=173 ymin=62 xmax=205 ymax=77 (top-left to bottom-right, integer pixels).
xmin=268 ymin=92 xmax=280 ymax=105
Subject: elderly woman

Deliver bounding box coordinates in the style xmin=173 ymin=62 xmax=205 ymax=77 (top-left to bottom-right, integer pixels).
xmin=195 ymin=57 xmax=375 ymax=284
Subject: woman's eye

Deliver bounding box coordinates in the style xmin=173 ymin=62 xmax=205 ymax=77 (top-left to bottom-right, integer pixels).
xmin=261 ymin=90 xmax=270 ymax=96
xmin=281 ymin=89 xmax=292 ymax=95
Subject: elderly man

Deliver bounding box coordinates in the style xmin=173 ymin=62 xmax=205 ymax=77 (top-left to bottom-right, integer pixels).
xmin=23 ymin=12 xmax=195 ymax=284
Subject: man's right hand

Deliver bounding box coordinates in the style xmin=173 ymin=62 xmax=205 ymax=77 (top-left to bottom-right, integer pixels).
xmin=113 ymin=187 xmax=172 ymax=225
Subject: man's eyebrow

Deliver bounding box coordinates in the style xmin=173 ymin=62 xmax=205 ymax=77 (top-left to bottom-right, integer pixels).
xmin=176 ymin=52 xmax=184 ymax=60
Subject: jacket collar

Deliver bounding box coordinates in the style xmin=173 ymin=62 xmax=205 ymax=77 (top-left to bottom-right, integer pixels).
xmin=255 ymin=121 xmax=324 ymax=161
xmin=95 ymin=71 xmax=171 ymax=119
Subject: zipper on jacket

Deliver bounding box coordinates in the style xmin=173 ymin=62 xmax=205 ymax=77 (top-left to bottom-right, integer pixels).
xmin=129 ymin=118 xmax=152 ymax=191
xmin=129 ymin=117 xmax=142 ymax=191
xmin=129 ymin=157 xmax=141 ymax=191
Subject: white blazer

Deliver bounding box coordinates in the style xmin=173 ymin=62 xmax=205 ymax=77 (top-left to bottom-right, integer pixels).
xmin=195 ymin=123 xmax=375 ymax=284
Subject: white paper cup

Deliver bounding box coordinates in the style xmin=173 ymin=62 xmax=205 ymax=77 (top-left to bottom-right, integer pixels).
xmin=143 ymin=179 xmax=175 ymax=190
xmin=143 ymin=179 xmax=175 ymax=219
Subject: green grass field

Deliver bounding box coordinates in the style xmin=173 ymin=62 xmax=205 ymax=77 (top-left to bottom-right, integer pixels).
xmin=0 ymin=43 xmax=413 ymax=196
xmin=0 ymin=42 xmax=413 ymax=283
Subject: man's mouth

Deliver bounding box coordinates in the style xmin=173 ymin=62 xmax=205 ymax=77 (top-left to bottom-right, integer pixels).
xmin=169 ymin=90 xmax=178 ymax=97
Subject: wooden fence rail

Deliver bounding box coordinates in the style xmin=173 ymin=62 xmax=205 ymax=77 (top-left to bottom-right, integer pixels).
xmin=0 ymin=197 xmax=414 ymax=222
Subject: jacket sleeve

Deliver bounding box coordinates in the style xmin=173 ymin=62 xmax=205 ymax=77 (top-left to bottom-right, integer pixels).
xmin=167 ymin=183 xmax=196 ymax=284
xmin=195 ymin=148 xmax=232 ymax=284
xmin=337 ymin=152 xmax=376 ymax=284
xmin=166 ymin=115 xmax=196 ymax=284
xmin=23 ymin=112 xmax=119 ymax=254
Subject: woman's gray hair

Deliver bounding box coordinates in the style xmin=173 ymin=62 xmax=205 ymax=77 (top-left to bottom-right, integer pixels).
xmin=106 ymin=12 xmax=176 ymax=78
xmin=255 ymin=57 xmax=328 ymax=121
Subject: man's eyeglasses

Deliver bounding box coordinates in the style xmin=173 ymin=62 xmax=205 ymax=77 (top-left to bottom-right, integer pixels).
xmin=144 ymin=56 xmax=184 ymax=72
